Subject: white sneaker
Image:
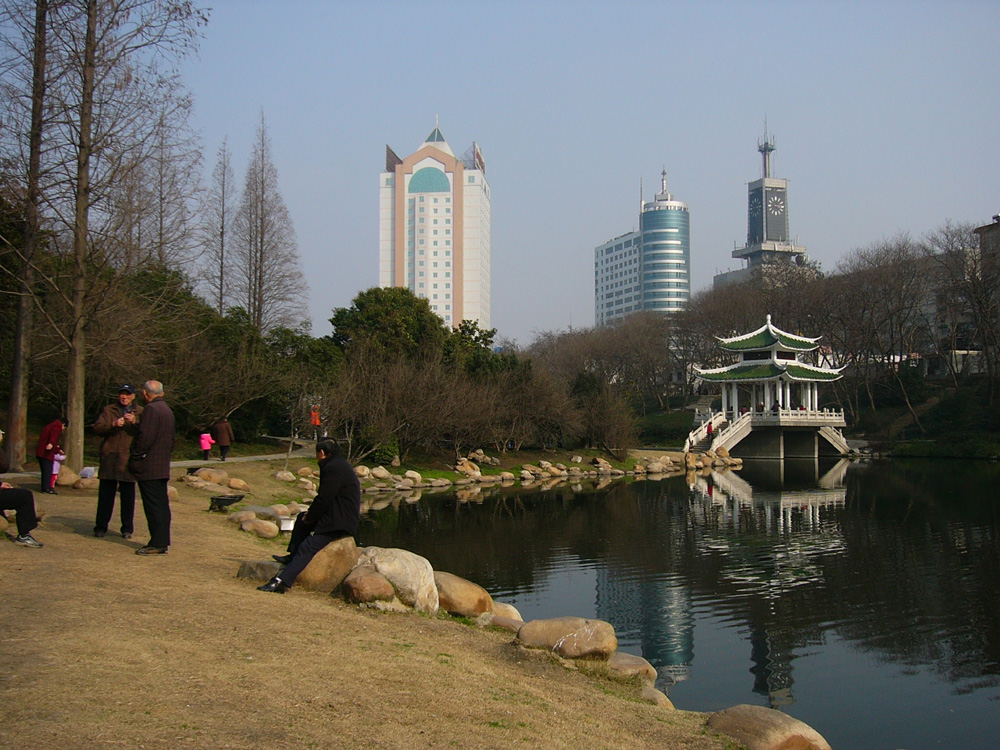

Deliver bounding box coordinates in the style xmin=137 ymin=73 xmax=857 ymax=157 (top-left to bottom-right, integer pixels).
xmin=14 ymin=533 xmax=43 ymax=548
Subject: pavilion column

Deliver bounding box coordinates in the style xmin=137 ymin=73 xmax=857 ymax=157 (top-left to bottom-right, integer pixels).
xmin=731 ymin=384 xmax=739 ymax=414
xmin=721 ymin=386 xmax=728 ymax=415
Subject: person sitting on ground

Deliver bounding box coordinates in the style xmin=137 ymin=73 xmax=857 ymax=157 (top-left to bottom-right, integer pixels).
xmin=258 ymin=439 xmax=361 ymax=594
xmin=1 ymin=427 xmax=45 ymax=547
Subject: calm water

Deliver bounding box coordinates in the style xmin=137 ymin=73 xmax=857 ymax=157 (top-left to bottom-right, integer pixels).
xmin=359 ymin=459 xmax=1000 ymax=750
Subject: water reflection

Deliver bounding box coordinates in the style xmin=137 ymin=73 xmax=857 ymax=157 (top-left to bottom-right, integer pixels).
xmin=359 ymin=459 xmax=1000 ymax=750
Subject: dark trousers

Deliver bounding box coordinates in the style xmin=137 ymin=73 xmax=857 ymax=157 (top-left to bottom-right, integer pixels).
xmin=279 ymin=519 xmax=348 ymax=586
xmin=38 ymin=457 xmax=54 ymax=491
xmin=219 ymin=445 xmax=230 ymax=461
xmin=137 ymin=478 xmax=171 ymax=547
xmin=202 ymin=449 xmax=210 ymax=460
xmin=94 ymin=479 xmax=136 ymax=535
xmin=1 ymin=487 xmax=40 ymax=536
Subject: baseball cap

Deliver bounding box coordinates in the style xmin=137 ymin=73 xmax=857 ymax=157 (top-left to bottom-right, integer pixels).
xmin=118 ymin=384 xmax=136 ymax=394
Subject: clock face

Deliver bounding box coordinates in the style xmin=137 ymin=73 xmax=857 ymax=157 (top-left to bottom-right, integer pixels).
xmin=749 ymin=194 xmax=762 ymax=217
xmin=767 ymin=195 xmax=785 ymax=215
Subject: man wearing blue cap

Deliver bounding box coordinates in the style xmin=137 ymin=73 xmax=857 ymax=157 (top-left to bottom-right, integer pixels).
xmin=92 ymin=384 xmax=143 ymax=538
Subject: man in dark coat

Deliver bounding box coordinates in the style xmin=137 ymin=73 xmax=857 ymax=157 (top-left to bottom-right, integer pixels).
xmin=129 ymin=380 xmax=175 ymax=555
xmin=1 ymin=427 xmax=45 ymax=547
xmin=92 ymin=384 xmax=143 ymax=538
xmin=258 ymin=439 xmax=361 ymax=593
xmin=212 ymin=417 xmax=235 ymax=461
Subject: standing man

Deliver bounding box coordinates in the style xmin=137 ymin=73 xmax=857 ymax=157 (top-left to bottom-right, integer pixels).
xmin=128 ymin=380 xmax=175 ymax=555
xmin=36 ymin=416 xmax=67 ymax=494
xmin=92 ymin=385 xmax=143 ymax=539
xmin=212 ymin=416 xmax=235 ymax=461
xmin=258 ymin=439 xmax=361 ymax=593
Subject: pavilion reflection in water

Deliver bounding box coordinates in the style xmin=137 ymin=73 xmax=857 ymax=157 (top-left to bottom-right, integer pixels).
xmin=638 ymin=460 xmax=850 ymax=707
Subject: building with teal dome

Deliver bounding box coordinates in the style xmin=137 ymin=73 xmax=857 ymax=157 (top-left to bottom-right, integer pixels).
xmin=379 ymin=125 xmax=490 ymax=328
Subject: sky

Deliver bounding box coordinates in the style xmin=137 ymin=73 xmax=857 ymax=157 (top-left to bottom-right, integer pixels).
xmin=179 ymin=0 xmax=1000 ymax=345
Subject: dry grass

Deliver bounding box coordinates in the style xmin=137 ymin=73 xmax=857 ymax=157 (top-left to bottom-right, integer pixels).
xmin=0 ymin=461 xmax=735 ymax=750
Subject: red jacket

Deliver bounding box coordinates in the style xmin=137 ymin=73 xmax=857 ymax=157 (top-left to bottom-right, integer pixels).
xmin=36 ymin=419 xmax=64 ymax=461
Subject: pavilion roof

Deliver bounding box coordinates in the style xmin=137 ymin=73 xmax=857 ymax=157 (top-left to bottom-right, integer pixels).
xmin=696 ymin=361 xmax=843 ymax=383
xmin=717 ymin=315 xmax=819 ymax=352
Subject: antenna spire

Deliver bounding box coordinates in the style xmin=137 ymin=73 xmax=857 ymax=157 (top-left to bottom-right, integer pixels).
xmin=758 ymin=120 xmax=776 ymax=178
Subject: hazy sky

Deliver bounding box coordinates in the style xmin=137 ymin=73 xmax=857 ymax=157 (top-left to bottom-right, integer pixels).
xmin=180 ymin=1 xmax=999 ymax=345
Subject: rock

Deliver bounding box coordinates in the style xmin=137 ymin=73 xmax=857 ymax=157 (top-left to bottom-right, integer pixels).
xmin=454 ymin=459 xmax=481 ymax=477
xmin=517 ymin=617 xmax=618 ymax=660
xmin=684 ymin=452 xmax=698 ymax=469
xmin=716 ymin=445 xmax=730 ymax=458
xmin=354 ymin=465 xmax=370 ymax=479
xmin=641 ymin=685 xmax=674 ymax=709
xmin=286 ymin=501 xmax=307 ymax=516
xmin=228 ymin=478 xmax=251 ymax=492
xmin=490 ymin=615 xmax=523 ymax=633
xmin=56 ymin=466 xmax=80 ymax=486
xmin=404 ymin=470 xmax=422 ymax=484
xmin=434 ymin=571 xmax=493 ymax=617
xmin=295 ymin=536 xmax=360 ymax=592
xmin=73 ymin=477 xmax=100 ymax=490
xmin=571 ymin=455 xmax=583 ymax=463
xmin=370 ymin=465 xmax=392 ymax=480
xmin=632 ymin=464 xmax=646 ymax=474
xmin=499 ymin=471 xmax=516 ymax=481
xmin=267 ymin=504 xmax=291 ymax=518
xmin=520 ymin=470 xmax=534 ymax=481
xmin=342 ymin=565 xmax=395 ymax=604
xmin=167 ymin=484 xmax=179 ymax=502
xmin=355 ymin=546 xmax=439 ymax=615
xmin=296 ymin=466 xmax=315 ymax=477
xmin=706 ymin=705 xmax=832 ymax=750
xmin=390 ymin=455 xmax=400 ymax=467
xmin=195 ymin=467 xmax=228 ymax=484
xmin=240 ymin=519 xmax=279 ymax=538
xmin=492 ymin=601 xmax=522 ymax=622
xmin=430 ymin=478 xmax=453 ymax=487
xmin=275 ymin=470 xmax=295 ymax=482
xmin=0 ymin=514 xmax=8 ymax=533
xmin=297 ymin=479 xmax=316 ymax=493
xmin=590 ymin=457 xmax=611 ymax=469
xmin=607 ymin=651 xmax=657 ymax=683
xmin=236 ymin=560 xmax=282 ymax=581
xmin=646 ymin=461 xmax=666 ymax=474
xmin=228 ymin=510 xmax=256 ymax=524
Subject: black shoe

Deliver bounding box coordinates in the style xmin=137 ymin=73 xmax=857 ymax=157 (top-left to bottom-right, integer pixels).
xmin=272 ymin=553 xmax=293 ymax=565
xmin=135 ymin=545 xmax=168 ymax=555
xmin=257 ymin=577 xmax=289 ymax=593
xmin=93 ymin=530 xmax=107 ymax=538
xmin=42 ymin=488 xmax=57 ymax=495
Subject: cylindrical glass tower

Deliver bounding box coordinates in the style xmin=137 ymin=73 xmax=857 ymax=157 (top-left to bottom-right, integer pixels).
xmin=640 ymin=171 xmax=690 ymax=313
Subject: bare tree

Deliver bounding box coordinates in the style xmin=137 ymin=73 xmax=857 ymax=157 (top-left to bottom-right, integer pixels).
xmin=201 ymin=136 xmax=237 ymax=314
xmin=232 ymin=112 xmax=305 ymax=332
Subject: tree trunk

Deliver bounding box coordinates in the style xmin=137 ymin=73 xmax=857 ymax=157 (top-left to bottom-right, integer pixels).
xmin=6 ymin=0 xmax=49 ymax=471
xmin=65 ymin=0 xmax=97 ymax=471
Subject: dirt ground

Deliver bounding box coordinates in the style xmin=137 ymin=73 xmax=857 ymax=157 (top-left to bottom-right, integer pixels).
xmin=1 ymin=459 xmax=735 ymax=750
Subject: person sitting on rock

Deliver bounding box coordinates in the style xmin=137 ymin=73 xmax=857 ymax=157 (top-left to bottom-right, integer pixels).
xmin=1 ymin=427 xmax=45 ymax=548
xmin=258 ymin=439 xmax=361 ymax=594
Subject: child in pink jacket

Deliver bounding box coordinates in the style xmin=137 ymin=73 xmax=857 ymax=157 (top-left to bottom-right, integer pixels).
xmin=199 ymin=431 xmax=216 ymax=461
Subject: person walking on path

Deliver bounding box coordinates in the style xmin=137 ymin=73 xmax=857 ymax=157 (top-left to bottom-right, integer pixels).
xmin=199 ymin=430 xmax=215 ymax=461
xmin=92 ymin=384 xmax=143 ymax=539
xmin=212 ymin=417 xmax=234 ymax=461
xmin=1 ymin=428 xmax=44 ymax=547
xmin=128 ymin=380 xmax=175 ymax=555
xmin=36 ymin=417 xmax=66 ymax=494
xmin=258 ymin=439 xmax=361 ymax=594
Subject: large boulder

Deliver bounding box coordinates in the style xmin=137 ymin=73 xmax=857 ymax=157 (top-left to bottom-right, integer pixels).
xmin=228 ymin=510 xmax=256 ymax=524
xmin=517 ymin=617 xmax=617 ymax=660
xmin=296 ymin=466 xmax=316 ymax=477
xmin=228 ymin=478 xmax=251 ymax=492
xmin=355 ymin=546 xmax=439 ymax=615
xmin=342 ymin=565 xmax=395 ymax=604
xmin=607 ymin=651 xmax=657 ymax=683
xmin=275 ymin=470 xmax=295 ymax=482
xmin=73 ymin=476 xmax=100 ymax=490
xmin=434 ymin=571 xmax=493 ymax=617
xmin=370 ymin=465 xmax=392 ymax=481
xmin=167 ymin=484 xmax=179 ymax=502
xmin=195 ymin=467 xmax=228 ymax=484
xmin=267 ymin=504 xmax=291 ymax=518
xmin=240 ymin=519 xmax=279 ymax=539
xmin=354 ymin=465 xmax=371 ymax=479
xmin=492 ymin=601 xmax=522 ymax=622
xmin=293 ymin=537 xmax=359 ymax=592
xmin=404 ymin=470 xmax=422 ymax=484
xmin=56 ymin=466 xmax=80 ymax=486
xmin=716 ymin=445 xmax=730 ymax=458
xmin=684 ymin=452 xmax=698 ymax=469
xmin=706 ymin=705 xmax=832 ymax=750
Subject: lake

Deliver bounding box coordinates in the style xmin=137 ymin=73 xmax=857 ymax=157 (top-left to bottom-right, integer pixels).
xmin=359 ymin=459 xmax=1000 ymax=749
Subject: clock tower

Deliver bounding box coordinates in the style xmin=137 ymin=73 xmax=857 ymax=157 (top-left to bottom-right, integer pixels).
xmin=716 ymin=128 xmax=809 ymax=288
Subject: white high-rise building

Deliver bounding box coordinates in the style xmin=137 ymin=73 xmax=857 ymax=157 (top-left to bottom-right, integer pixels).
xmin=379 ymin=126 xmax=491 ymax=329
